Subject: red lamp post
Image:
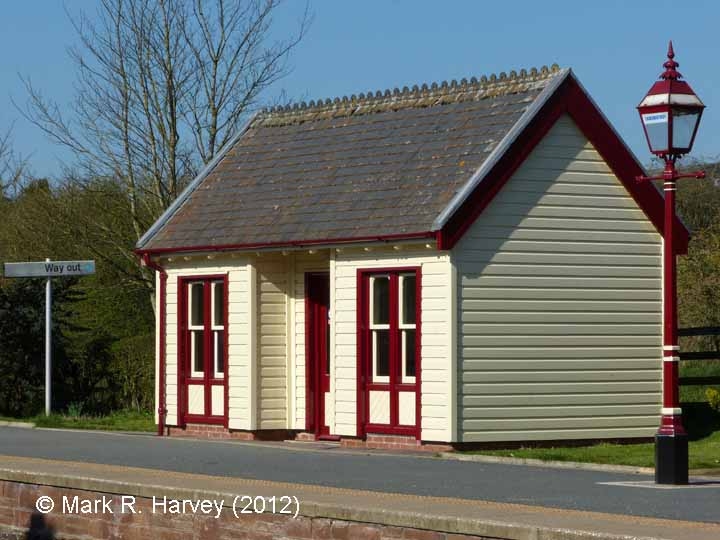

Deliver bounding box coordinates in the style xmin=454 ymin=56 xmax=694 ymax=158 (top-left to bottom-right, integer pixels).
xmin=636 ymin=41 xmax=705 ymax=485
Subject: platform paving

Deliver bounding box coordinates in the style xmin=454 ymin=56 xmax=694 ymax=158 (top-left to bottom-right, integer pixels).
xmin=1 ymin=455 xmax=719 ymax=540
xmin=0 ymin=426 xmax=718 ymax=539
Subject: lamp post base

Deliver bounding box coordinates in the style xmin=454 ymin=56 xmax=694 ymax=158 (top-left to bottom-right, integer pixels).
xmin=655 ymin=432 xmax=688 ymax=484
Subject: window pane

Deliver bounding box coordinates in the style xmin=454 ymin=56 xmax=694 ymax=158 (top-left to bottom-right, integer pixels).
xmin=372 ymin=277 xmax=389 ymax=325
xmin=672 ymin=109 xmax=699 ymax=149
xmin=190 ymin=283 xmax=204 ymax=327
xmin=402 ymin=275 xmax=416 ymax=325
xmin=215 ymin=330 xmax=224 ymax=374
xmin=374 ymin=329 xmax=389 ymax=378
xmin=213 ymin=281 xmax=224 ymax=327
xmin=404 ymin=330 xmax=416 ymax=378
xmin=641 ymin=111 xmax=669 ymax=152
xmin=192 ymin=330 xmax=204 ymax=373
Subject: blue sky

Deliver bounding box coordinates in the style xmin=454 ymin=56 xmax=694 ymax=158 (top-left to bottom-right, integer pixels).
xmin=1 ymin=0 xmax=719 ymax=178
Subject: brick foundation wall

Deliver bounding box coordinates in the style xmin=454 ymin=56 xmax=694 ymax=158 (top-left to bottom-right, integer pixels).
xmin=166 ymin=424 xmax=294 ymax=441
xmin=0 ymin=480 xmax=496 ymax=540
xmin=165 ymin=425 xmax=455 ymax=452
xmin=342 ymin=435 xmax=454 ymax=453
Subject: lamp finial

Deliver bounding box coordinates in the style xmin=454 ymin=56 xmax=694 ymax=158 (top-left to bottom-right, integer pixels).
xmin=661 ymin=40 xmax=682 ymax=80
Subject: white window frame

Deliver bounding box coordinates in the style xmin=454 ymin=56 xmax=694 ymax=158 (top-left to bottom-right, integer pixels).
xmin=211 ymin=280 xmax=225 ymax=378
xmin=188 ymin=282 xmax=205 ymax=378
xmin=398 ymin=274 xmax=417 ymax=384
xmin=369 ymin=275 xmax=390 ymax=383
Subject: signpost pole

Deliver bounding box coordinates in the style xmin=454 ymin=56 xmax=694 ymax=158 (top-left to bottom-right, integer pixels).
xmin=45 ymin=258 xmax=52 ymax=416
xmin=2 ymin=258 xmax=95 ymax=417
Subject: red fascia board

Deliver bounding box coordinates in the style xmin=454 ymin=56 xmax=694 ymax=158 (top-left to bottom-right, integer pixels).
xmin=438 ymin=75 xmax=690 ymax=254
xmin=135 ymin=231 xmax=436 ymax=256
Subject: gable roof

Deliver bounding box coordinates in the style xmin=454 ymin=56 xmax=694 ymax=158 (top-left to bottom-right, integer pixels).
xmin=137 ymin=65 xmax=690 ymax=255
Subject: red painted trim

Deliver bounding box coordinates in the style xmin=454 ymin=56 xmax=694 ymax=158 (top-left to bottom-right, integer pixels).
xmin=176 ymin=277 xmax=185 ymax=428
xmin=141 ymin=254 xmax=167 ymax=436
xmin=439 ymin=75 xmax=690 ymax=254
xmin=177 ymin=274 xmax=229 ymax=426
xmin=223 ymin=273 xmax=229 ymax=429
xmin=136 ymin=231 xmax=436 ymax=257
xmin=183 ymin=414 xmax=225 ymax=426
xmin=304 ymin=273 xmax=313 ymax=433
xmin=366 ymin=382 xmax=418 ymax=391
xmin=389 ymin=273 xmax=399 ymax=427
xmin=203 ymin=278 xmax=212 ymax=416
xmin=356 ymin=269 xmax=366 ymax=439
xmin=415 ymin=267 xmax=422 ymax=441
xmin=357 ymin=267 xmax=422 ymax=440
xmin=305 ymin=272 xmax=331 ymax=438
xmin=364 ymin=424 xmax=417 ymax=437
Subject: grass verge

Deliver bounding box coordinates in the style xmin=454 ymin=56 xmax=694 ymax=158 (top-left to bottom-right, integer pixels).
xmin=31 ymin=410 xmax=154 ymax=432
xmin=469 ymin=402 xmax=720 ymax=470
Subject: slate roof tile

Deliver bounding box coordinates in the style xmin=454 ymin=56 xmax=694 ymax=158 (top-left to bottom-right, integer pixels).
xmin=143 ymin=65 xmax=563 ymax=251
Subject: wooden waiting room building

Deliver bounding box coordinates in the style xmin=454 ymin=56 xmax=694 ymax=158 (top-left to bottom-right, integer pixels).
xmin=137 ymin=64 xmax=688 ymax=449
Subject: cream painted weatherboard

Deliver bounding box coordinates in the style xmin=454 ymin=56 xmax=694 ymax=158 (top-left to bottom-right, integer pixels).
xmin=162 ymin=257 xmax=251 ymax=429
xmin=333 ymin=247 xmax=453 ymax=442
xmin=453 ymin=114 xmax=663 ymax=443
xmin=255 ymin=255 xmax=289 ymax=430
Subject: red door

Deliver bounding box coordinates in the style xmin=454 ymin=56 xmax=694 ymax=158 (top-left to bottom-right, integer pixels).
xmin=305 ymin=272 xmax=331 ymax=438
xmin=178 ymin=275 xmax=228 ymax=426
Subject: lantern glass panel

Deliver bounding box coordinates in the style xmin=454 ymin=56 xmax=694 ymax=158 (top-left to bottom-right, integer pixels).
xmin=671 ymin=108 xmax=700 ymax=150
xmin=641 ymin=111 xmax=669 ymax=153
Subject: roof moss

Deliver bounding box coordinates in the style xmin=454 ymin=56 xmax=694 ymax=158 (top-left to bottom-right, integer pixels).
xmin=256 ymin=64 xmax=562 ymax=128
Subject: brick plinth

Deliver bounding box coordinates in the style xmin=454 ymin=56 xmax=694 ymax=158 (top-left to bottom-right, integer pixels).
xmin=167 ymin=424 xmax=253 ymax=440
xmin=166 ymin=424 xmax=294 ymax=441
xmin=342 ymin=435 xmax=454 ymax=453
xmin=165 ymin=427 xmax=456 ymax=452
xmin=164 ymin=424 xmax=457 ymax=452
xmin=0 ymin=480 xmax=495 ymax=540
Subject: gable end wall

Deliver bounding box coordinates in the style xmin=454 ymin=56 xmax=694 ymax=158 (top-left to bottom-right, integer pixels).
xmin=453 ymin=115 xmax=663 ymax=443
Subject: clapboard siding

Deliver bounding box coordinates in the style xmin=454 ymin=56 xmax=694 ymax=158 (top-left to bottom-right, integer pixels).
xmin=256 ymin=255 xmax=288 ymax=430
xmin=162 ymin=257 xmax=251 ymax=429
xmin=453 ymin=114 xmax=662 ymax=443
xmin=333 ymin=247 xmax=453 ymax=442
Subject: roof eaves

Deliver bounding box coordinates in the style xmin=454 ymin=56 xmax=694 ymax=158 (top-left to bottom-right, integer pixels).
xmin=135 ymin=111 xmax=261 ymax=250
xmin=431 ymin=68 xmax=572 ymax=231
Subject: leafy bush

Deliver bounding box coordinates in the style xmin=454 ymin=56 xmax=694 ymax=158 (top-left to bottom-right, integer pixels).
xmin=708 ymin=388 xmax=720 ymax=413
xmin=0 ymin=279 xmax=68 ymax=416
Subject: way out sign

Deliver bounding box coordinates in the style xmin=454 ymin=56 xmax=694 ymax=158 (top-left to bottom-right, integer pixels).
xmin=2 ymin=259 xmax=96 ymax=415
xmin=4 ymin=260 xmax=95 ymax=277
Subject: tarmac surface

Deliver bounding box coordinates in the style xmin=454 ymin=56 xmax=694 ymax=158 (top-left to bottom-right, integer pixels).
xmin=0 ymin=426 xmax=718 ymax=526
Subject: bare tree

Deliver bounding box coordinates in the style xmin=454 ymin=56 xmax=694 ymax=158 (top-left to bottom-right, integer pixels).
xmin=0 ymin=128 xmax=27 ymax=197
xmin=18 ymin=0 xmax=309 ymax=243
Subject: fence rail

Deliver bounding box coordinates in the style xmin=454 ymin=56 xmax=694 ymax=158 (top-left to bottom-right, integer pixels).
xmin=677 ymin=326 xmax=720 ymax=386
xmin=678 ymin=326 xmax=720 ymax=337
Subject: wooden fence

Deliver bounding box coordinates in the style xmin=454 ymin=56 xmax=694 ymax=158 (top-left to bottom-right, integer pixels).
xmin=678 ymin=326 xmax=720 ymax=386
